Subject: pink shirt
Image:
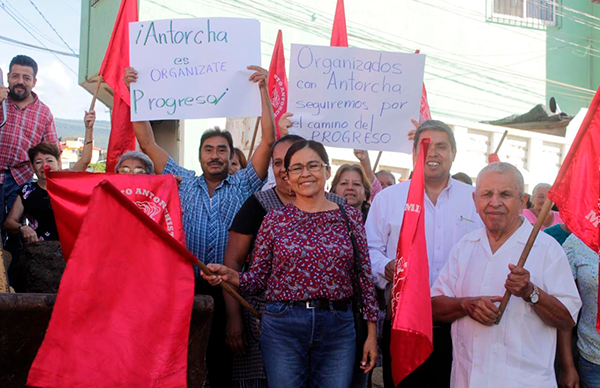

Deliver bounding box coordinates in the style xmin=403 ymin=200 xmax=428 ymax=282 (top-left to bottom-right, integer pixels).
xmin=522 ymin=209 xmax=562 ymax=231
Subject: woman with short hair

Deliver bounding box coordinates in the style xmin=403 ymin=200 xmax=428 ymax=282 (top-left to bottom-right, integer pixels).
xmin=203 ymin=140 xmax=378 ymax=388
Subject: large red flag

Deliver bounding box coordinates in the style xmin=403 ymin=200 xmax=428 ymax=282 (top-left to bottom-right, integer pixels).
xmin=390 ymin=138 xmax=434 ymax=384
xmin=99 ymin=0 xmax=138 ymax=173
xmin=268 ymin=30 xmax=288 ymax=139
xmin=548 ymin=86 xmax=600 ymax=332
xmin=45 ymin=170 xmax=185 ymax=260
xmin=27 ymin=180 xmax=195 ymax=388
xmin=330 ymin=0 xmax=348 ymax=47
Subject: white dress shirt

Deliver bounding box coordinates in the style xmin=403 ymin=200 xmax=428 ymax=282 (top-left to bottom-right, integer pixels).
xmin=365 ymin=178 xmax=482 ymax=289
xmin=431 ymin=219 xmax=582 ymax=388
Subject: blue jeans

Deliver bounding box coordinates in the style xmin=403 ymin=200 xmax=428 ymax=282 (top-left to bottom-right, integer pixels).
xmin=579 ymin=356 xmax=600 ymax=388
xmin=260 ymin=301 xmax=356 ymax=388
xmin=0 ymin=172 xmax=24 ymax=226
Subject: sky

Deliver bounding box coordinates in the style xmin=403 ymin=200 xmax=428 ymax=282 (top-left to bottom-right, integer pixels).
xmin=0 ymin=0 xmax=110 ymax=122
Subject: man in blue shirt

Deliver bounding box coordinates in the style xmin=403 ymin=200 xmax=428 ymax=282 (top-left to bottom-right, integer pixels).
xmin=125 ymin=65 xmax=275 ymax=387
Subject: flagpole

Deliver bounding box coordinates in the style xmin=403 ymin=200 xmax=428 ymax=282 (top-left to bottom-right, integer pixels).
xmin=495 ymin=198 xmax=554 ymax=324
xmin=247 ymin=117 xmax=260 ymax=160
xmin=89 ymin=75 xmax=103 ymax=111
xmin=373 ymin=151 xmax=383 ymax=171
xmin=97 ymin=180 xmax=262 ymax=320
xmin=494 ymin=130 xmax=509 ymax=155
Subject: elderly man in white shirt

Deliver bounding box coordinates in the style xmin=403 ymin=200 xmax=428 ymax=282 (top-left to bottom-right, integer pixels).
xmin=366 ymin=120 xmax=482 ymax=387
xmin=431 ymin=162 xmax=581 ymax=388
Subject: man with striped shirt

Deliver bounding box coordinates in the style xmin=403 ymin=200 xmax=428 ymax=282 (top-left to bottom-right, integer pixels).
xmin=125 ymin=65 xmax=275 ymax=388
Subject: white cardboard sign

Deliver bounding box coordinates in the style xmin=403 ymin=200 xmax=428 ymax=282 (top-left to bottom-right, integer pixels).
xmin=288 ymin=44 xmax=425 ymax=153
xmin=129 ymin=18 xmax=261 ymax=121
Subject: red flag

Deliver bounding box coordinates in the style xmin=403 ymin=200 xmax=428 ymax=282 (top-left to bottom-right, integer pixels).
xmin=330 ymin=0 xmax=348 ymax=47
xmin=548 ymin=88 xmax=600 ymax=253
xmin=27 ymin=180 xmax=194 ymax=388
xmin=390 ymin=138 xmax=433 ymax=384
xmin=99 ymin=0 xmax=138 ymax=172
xmin=415 ymin=49 xmax=432 ymax=124
xmin=547 ymin=87 xmax=600 ymax=333
xmin=268 ymin=30 xmax=288 ymax=139
xmin=45 ymin=170 xmax=185 ymax=260
xmin=419 ymin=83 xmax=432 ymax=124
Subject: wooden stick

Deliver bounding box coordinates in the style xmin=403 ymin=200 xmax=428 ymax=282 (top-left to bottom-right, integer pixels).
xmin=248 ymin=117 xmax=260 ymax=160
xmin=495 ymin=198 xmax=554 ymax=324
xmin=494 ymin=130 xmax=509 ymax=155
xmin=89 ymin=75 xmax=103 ymax=111
xmin=193 ymin=259 xmax=261 ymax=320
xmin=97 ymin=179 xmax=262 ymax=320
xmin=373 ymin=151 xmax=383 ymax=171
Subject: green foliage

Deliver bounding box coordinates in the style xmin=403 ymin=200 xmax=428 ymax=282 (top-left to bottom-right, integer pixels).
xmin=89 ymin=162 xmax=106 ymax=172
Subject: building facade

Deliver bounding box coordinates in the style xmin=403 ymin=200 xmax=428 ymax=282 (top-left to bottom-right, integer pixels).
xmin=79 ymin=0 xmax=600 ymax=191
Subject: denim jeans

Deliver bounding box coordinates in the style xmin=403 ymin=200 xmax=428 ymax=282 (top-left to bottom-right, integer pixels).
xmin=260 ymin=301 xmax=356 ymax=388
xmin=0 ymin=172 xmax=24 ymax=226
xmin=579 ymin=356 xmax=600 ymax=388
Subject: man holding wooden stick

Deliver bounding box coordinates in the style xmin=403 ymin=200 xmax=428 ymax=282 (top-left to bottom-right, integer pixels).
xmin=431 ymin=162 xmax=581 ymax=388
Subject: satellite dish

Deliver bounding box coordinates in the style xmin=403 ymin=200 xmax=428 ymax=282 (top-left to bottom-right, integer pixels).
xmin=549 ymin=97 xmax=562 ymax=114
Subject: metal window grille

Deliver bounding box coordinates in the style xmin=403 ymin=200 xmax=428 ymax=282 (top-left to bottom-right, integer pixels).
xmin=487 ymin=0 xmax=561 ymax=30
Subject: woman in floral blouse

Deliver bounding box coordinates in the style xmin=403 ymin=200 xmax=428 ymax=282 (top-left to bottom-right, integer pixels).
xmin=203 ymin=140 xmax=378 ymax=388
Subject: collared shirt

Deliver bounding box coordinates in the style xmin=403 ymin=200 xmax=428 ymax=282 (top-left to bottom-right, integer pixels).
xmin=164 ymin=157 xmax=264 ymax=272
xmin=365 ymin=177 xmax=482 ymax=289
xmin=0 ymin=93 xmax=60 ymax=185
xmin=432 ymin=219 xmax=581 ymax=388
xmin=563 ymin=234 xmax=600 ymax=365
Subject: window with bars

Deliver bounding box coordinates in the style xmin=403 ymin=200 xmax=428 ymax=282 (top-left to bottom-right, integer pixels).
xmin=487 ymin=0 xmax=561 ymax=29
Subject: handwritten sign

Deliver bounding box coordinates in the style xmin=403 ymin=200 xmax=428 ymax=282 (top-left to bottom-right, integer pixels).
xmin=288 ymin=44 xmax=425 ymax=153
xmin=129 ymin=18 xmax=261 ymax=121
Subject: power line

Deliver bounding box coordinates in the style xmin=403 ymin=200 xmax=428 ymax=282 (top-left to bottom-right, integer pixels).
xmin=0 ymin=1 xmax=77 ymax=75
xmin=27 ymin=0 xmax=77 ymax=55
xmin=0 ymin=34 xmax=78 ymax=57
xmin=3 ymin=0 xmax=65 ymax=47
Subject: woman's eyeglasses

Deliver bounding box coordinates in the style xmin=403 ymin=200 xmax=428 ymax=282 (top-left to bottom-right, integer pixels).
xmin=287 ymin=162 xmax=328 ymax=175
xmin=117 ymin=167 xmax=147 ymax=175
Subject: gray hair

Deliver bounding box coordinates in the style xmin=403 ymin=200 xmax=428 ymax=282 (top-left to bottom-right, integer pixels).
xmin=476 ymin=162 xmax=524 ymax=196
xmin=115 ymin=151 xmax=155 ymax=175
xmin=375 ymin=170 xmax=396 ymax=183
xmin=532 ymin=183 xmax=551 ymax=197
xmin=412 ymin=119 xmax=457 ymax=152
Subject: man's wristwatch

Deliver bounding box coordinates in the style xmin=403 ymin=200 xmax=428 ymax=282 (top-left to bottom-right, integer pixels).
xmin=526 ymin=284 xmax=540 ymax=305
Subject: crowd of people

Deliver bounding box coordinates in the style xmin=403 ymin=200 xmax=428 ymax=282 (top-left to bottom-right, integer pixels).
xmin=0 ymin=53 xmax=597 ymax=388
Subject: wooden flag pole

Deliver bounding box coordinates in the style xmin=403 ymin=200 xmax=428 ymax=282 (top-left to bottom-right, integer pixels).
xmin=495 ymin=198 xmax=554 ymax=324
xmin=248 ymin=117 xmax=260 ymax=160
xmin=373 ymin=151 xmax=383 ymax=172
xmin=89 ymin=75 xmax=103 ymax=111
xmin=98 ymin=179 xmax=262 ymax=320
xmin=494 ymin=130 xmax=509 ymax=155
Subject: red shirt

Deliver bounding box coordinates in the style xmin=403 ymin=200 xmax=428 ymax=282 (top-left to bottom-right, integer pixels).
xmin=0 ymin=92 xmax=60 ymax=185
xmin=240 ymin=203 xmax=379 ymax=322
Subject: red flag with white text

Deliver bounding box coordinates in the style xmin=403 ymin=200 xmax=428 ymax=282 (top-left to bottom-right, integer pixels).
xmin=45 ymin=170 xmax=185 ymax=260
xmin=268 ymin=30 xmax=288 ymax=139
xmin=547 ymin=86 xmax=600 ymax=332
xmin=390 ymin=138 xmax=433 ymax=384
xmin=99 ymin=0 xmax=138 ymax=172
xmin=27 ymin=180 xmax=194 ymax=388
xmin=330 ymin=0 xmax=348 ymax=47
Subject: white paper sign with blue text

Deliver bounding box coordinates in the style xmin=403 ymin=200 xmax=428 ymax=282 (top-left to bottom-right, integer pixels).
xmin=288 ymin=44 xmax=425 ymax=153
xmin=129 ymin=18 xmax=261 ymax=121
